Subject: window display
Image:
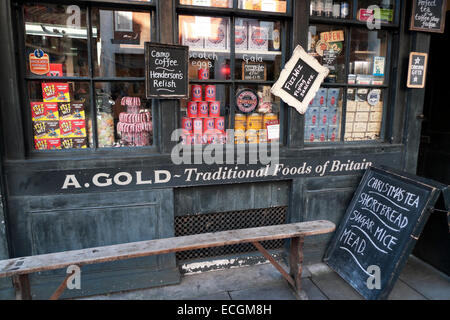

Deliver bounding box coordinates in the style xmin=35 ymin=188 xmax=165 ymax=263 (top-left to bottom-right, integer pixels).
xmin=94 ymin=82 xmax=153 ymax=148
xmin=179 ymin=0 xmax=232 ymax=8
xmin=238 ymin=0 xmax=287 ymax=13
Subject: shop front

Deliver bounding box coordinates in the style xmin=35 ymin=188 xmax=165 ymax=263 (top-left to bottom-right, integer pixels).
xmin=0 ymin=0 xmax=431 ymax=299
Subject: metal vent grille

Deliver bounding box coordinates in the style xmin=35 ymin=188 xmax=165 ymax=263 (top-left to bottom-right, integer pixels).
xmin=175 ymin=206 xmax=287 ymax=261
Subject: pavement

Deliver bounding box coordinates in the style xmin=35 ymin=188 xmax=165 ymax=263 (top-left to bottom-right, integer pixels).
xmin=77 ymin=255 xmax=450 ymax=300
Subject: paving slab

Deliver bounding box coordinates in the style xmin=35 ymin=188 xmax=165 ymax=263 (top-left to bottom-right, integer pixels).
xmin=398 ymin=256 xmax=450 ymax=300
xmin=387 ymin=279 xmax=427 ymax=300
xmin=192 ymin=292 xmax=231 ymax=300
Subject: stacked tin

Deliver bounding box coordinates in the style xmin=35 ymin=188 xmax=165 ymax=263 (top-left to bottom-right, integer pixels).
xmin=181 ymin=84 xmax=226 ymax=145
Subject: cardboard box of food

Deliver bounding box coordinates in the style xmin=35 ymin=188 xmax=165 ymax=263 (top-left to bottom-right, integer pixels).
xmin=205 ymin=19 xmax=228 ymax=50
xmin=59 ymin=102 xmax=85 ymax=120
xmin=328 ymin=125 xmax=339 ymax=142
xmin=42 ymin=83 xmax=71 ymax=102
xmin=235 ymin=23 xmax=248 ymax=51
xmin=61 ymin=137 xmax=88 ymax=149
xmin=33 ymin=120 xmax=60 ymax=139
xmin=305 ymin=107 xmax=319 ymax=126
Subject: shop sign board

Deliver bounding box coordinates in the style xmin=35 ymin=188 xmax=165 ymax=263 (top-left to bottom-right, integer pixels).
xmin=324 ymin=167 xmax=441 ymax=300
xmin=7 ymin=153 xmax=405 ymax=196
xmin=407 ymin=52 xmax=428 ymax=89
xmin=145 ymin=42 xmax=189 ymax=99
xmin=271 ymin=45 xmax=329 ymax=114
xmin=410 ymin=0 xmax=447 ymax=33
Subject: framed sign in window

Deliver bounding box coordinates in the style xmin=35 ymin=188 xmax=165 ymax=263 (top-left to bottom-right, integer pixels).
xmin=145 ymin=43 xmax=189 ymax=99
xmin=410 ymin=0 xmax=447 ymax=33
xmin=407 ymin=52 xmax=428 ymax=89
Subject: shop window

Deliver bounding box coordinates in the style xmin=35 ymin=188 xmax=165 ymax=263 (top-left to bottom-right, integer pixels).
xmin=180 ymin=0 xmax=232 ymax=8
xmin=21 ymin=2 xmax=155 ymax=151
xmin=177 ymin=11 xmax=287 ymax=145
xmin=306 ymin=0 xmax=395 ymax=144
xmin=237 ymin=0 xmax=287 ymax=13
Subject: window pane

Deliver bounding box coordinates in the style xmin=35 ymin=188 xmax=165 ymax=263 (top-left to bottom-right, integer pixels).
xmin=24 ymin=4 xmax=89 ymax=77
xmin=308 ymin=25 xmax=347 ymax=83
xmin=304 ymin=87 xmax=343 ymax=143
xmin=92 ymin=9 xmax=151 ymax=77
xmin=180 ymin=0 xmax=232 ymax=8
xmin=235 ymin=19 xmax=282 ymax=81
xmin=179 ymin=84 xmax=230 ymax=145
xmin=237 ymin=0 xmax=287 ymax=13
xmin=234 ymin=85 xmax=281 ymax=144
xmin=28 ymin=81 xmax=91 ymax=150
xmin=94 ymin=82 xmax=153 ymax=148
xmin=357 ymin=0 xmax=395 ymax=23
xmin=310 ymin=0 xmax=352 ymax=19
xmin=349 ymin=28 xmax=388 ymax=85
xmin=179 ymin=15 xmax=231 ymax=81
xmin=344 ymin=87 xmax=384 ymax=141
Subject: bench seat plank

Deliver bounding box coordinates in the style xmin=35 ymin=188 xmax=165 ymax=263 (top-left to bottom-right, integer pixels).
xmin=0 ymin=220 xmax=335 ymax=278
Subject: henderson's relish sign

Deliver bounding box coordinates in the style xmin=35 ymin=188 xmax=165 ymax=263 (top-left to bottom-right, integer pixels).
xmin=145 ymin=42 xmax=189 ymax=99
xmin=271 ymin=45 xmax=329 ymax=114
xmin=324 ymin=167 xmax=440 ymax=300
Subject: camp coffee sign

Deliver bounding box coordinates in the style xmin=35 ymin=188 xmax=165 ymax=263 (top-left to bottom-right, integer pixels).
xmin=410 ymin=0 xmax=447 ymax=33
xmin=271 ymin=45 xmax=329 ymax=114
xmin=325 ymin=167 xmax=439 ymax=300
xmin=145 ymin=42 xmax=189 ymax=99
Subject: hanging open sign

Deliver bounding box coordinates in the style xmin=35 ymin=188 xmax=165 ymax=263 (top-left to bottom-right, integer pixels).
xmin=271 ymin=45 xmax=329 ymax=114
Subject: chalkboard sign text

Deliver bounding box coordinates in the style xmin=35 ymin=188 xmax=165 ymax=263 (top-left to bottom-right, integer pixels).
xmin=325 ymin=167 xmax=440 ymax=300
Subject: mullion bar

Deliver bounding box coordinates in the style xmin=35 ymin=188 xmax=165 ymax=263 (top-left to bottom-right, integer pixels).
xmin=341 ymin=25 xmax=351 ymax=143
xmin=87 ymin=5 xmax=98 ymax=150
xmin=230 ymin=14 xmax=236 ymax=135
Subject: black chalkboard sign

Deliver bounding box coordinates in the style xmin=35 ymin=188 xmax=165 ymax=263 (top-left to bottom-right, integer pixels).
xmin=324 ymin=166 xmax=441 ymax=300
xmin=145 ymin=42 xmax=189 ymax=99
xmin=410 ymin=0 xmax=447 ymax=33
xmin=407 ymin=52 xmax=428 ymax=88
xmin=271 ymin=45 xmax=329 ymax=114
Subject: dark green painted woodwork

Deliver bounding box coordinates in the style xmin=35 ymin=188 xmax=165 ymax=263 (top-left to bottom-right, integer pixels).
xmin=6 ymin=189 xmax=180 ymax=299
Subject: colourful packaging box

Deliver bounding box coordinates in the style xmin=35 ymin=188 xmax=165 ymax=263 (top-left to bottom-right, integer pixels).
xmin=34 ymin=138 xmax=61 ymax=150
xmin=305 ymin=107 xmax=319 ymax=126
xmin=58 ymin=102 xmax=85 ymax=120
xmin=235 ymin=23 xmax=248 ymax=51
xmin=42 ymin=83 xmax=70 ymax=102
xmin=318 ymin=126 xmax=328 ymax=142
xmin=326 ymin=88 xmax=339 ymax=108
xmin=33 ymin=120 xmax=60 ymax=139
xmin=328 ymin=107 xmax=339 ymax=126
xmin=30 ymin=102 xmax=59 ymax=121
xmin=61 ymin=138 xmax=88 ymax=149
xmin=319 ymin=107 xmax=329 ymax=126
xmin=316 ymin=88 xmax=328 ymax=107
xmin=59 ymin=119 xmax=87 ymax=138
xmin=328 ymin=126 xmax=338 ymax=142
xmin=305 ymin=126 xmax=318 ymax=142
xmin=248 ymin=23 xmax=269 ymax=51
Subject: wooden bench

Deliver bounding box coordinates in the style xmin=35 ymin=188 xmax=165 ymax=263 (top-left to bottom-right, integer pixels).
xmin=0 ymin=220 xmax=335 ymax=300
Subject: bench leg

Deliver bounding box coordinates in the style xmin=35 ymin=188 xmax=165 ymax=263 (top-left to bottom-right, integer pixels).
xmin=49 ymin=270 xmax=75 ymax=300
xmin=12 ymin=274 xmax=32 ymax=300
xmin=289 ymin=236 xmax=308 ymax=300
